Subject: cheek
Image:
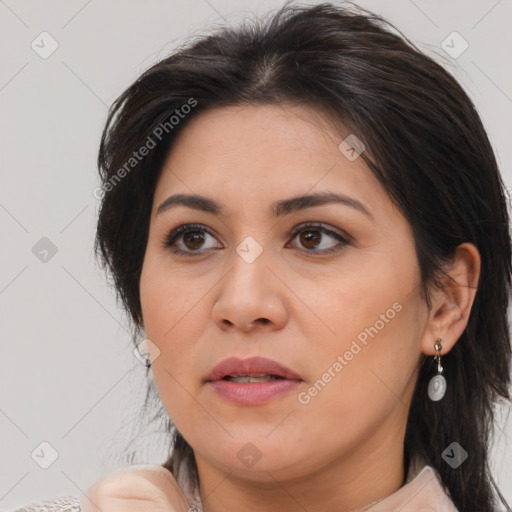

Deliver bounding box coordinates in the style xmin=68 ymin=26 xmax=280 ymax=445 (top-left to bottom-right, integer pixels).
xmin=140 ymin=253 xmax=205 ymax=340
xmin=140 ymin=259 xmax=209 ymax=421
xmin=140 ymin=276 xmax=201 ymax=373
xmin=295 ymin=253 xmax=417 ymax=355
xmin=298 ymin=245 xmax=424 ymax=408
xmin=294 ymin=296 xmax=423 ymax=457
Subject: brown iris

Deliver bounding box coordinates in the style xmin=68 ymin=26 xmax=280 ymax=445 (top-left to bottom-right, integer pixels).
xmin=300 ymin=229 xmax=321 ymax=249
xmin=183 ymin=230 xmax=206 ymax=250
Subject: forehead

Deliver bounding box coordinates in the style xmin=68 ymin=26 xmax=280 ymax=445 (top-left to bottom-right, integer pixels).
xmin=152 ymin=104 xmax=389 ymax=219
xmin=159 ymin=103 xmax=352 ymax=174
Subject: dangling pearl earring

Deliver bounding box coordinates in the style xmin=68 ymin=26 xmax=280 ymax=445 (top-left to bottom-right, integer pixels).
xmin=427 ymin=338 xmax=447 ymax=401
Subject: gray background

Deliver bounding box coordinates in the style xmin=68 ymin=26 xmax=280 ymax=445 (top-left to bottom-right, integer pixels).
xmin=1 ymin=0 xmax=511 ymax=508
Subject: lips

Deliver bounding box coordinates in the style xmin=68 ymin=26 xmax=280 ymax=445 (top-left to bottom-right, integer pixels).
xmin=205 ymin=356 xmax=303 ymax=382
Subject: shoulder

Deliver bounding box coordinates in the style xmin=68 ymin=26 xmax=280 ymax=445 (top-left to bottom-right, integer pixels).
xmin=6 ymin=495 xmax=81 ymax=512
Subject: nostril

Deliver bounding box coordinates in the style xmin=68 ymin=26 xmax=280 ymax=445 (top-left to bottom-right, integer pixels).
xmin=220 ymin=318 xmax=270 ymax=329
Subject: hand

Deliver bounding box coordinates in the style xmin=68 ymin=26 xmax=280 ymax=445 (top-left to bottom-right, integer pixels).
xmin=80 ymin=464 xmax=193 ymax=512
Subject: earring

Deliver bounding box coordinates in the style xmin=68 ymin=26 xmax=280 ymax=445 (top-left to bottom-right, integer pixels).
xmin=427 ymin=338 xmax=447 ymax=401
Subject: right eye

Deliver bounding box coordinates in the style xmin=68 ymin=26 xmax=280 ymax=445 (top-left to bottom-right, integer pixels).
xmin=162 ymin=223 xmax=222 ymax=256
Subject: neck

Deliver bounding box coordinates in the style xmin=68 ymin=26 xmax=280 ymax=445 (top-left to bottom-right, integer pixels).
xmin=195 ymin=415 xmax=407 ymax=512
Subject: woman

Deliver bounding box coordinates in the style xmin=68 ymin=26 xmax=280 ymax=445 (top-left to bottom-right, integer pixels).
xmin=11 ymin=2 xmax=511 ymax=511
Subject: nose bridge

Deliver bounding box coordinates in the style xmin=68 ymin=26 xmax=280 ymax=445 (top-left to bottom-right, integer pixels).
xmin=227 ymin=234 xmax=269 ymax=302
xmin=212 ymin=234 xmax=287 ymax=330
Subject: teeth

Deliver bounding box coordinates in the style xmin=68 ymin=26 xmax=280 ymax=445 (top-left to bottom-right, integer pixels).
xmin=226 ymin=374 xmax=281 ymax=383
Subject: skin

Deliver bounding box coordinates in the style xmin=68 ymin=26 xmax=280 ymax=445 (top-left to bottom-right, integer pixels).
xmin=81 ymin=465 xmax=191 ymax=512
xmin=138 ymin=104 xmax=480 ymax=512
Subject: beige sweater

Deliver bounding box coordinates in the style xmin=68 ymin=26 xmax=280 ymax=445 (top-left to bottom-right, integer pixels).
xmin=7 ymin=456 xmax=458 ymax=511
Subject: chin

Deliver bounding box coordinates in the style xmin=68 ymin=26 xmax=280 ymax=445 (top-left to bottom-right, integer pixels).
xmin=197 ymin=440 xmax=309 ymax=480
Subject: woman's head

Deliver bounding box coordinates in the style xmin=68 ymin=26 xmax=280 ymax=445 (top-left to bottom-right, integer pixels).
xmin=95 ymin=2 xmax=511 ymax=510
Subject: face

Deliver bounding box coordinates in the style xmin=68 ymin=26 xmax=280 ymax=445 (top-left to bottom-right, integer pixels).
xmin=139 ymin=104 xmax=429 ymax=482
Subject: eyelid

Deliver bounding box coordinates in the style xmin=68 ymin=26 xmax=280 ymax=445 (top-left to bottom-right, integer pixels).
xmin=288 ymin=221 xmax=351 ymax=244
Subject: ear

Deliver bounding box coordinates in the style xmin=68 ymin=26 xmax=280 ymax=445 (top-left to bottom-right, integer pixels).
xmin=420 ymin=242 xmax=481 ymax=356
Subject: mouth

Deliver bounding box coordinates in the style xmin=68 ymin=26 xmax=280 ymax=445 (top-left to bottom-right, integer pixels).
xmin=220 ymin=373 xmax=286 ymax=383
xmin=204 ymin=356 xmax=303 ymax=406
xmin=204 ymin=356 xmax=303 ymax=383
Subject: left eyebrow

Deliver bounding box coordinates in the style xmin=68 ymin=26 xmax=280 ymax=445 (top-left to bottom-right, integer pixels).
xmin=272 ymin=191 xmax=374 ymax=221
xmin=156 ymin=191 xmax=374 ymax=221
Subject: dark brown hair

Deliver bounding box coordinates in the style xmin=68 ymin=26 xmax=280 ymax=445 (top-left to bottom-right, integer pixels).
xmin=94 ymin=3 xmax=512 ymax=510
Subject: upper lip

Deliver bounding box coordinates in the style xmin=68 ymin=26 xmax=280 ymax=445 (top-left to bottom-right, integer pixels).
xmin=205 ymin=356 xmax=303 ymax=382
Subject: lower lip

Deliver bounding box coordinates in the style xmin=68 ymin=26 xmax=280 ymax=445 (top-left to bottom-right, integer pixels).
xmin=207 ymin=379 xmax=302 ymax=405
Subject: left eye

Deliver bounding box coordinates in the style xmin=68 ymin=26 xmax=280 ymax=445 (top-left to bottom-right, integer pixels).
xmin=163 ymin=222 xmax=349 ymax=256
xmin=286 ymin=223 xmax=349 ymax=254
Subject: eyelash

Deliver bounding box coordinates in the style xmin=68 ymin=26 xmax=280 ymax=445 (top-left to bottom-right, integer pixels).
xmin=161 ymin=222 xmax=350 ymax=257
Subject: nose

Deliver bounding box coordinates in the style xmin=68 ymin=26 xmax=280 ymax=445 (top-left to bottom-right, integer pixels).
xmin=211 ymin=246 xmax=289 ymax=333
